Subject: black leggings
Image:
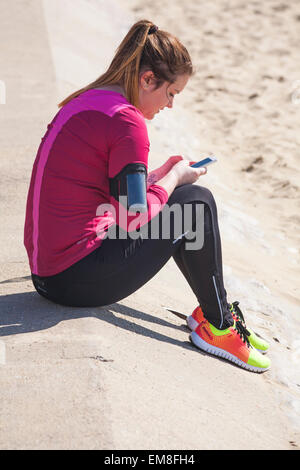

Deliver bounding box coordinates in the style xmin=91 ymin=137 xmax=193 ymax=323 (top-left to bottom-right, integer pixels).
xmin=32 ymin=184 xmax=233 ymax=329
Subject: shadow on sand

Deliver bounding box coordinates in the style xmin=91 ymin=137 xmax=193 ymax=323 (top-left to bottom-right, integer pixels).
xmin=0 ymin=287 xmax=199 ymax=354
xmin=0 ymin=283 xmax=253 ymax=370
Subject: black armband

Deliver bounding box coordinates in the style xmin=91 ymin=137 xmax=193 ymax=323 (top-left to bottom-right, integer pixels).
xmin=109 ymin=163 xmax=147 ymax=213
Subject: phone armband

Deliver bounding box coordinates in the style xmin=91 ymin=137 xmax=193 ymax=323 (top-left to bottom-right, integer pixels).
xmin=109 ymin=163 xmax=147 ymax=213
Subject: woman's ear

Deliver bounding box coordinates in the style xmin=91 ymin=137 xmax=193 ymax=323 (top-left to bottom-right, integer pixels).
xmin=140 ymin=70 xmax=155 ymax=90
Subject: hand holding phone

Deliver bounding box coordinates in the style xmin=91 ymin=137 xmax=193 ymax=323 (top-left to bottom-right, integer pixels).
xmin=190 ymin=155 xmax=218 ymax=168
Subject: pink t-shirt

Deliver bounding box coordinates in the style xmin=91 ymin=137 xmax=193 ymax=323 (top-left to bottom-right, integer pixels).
xmin=24 ymin=90 xmax=168 ymax=277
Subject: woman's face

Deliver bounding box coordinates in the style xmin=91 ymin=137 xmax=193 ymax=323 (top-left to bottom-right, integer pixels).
xmin=138 ymin=72 xmax=190 ymax=120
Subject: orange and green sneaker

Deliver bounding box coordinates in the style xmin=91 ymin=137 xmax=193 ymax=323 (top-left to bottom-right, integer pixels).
xmin=229 ymin=301 xmax=269 ymax=354
xmin=189 ymin=307 xmax=271 ymax=373
xmin=187 ymin=303 xmax=270 ymax=354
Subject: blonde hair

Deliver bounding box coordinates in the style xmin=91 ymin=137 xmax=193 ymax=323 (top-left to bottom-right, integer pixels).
xmin=58 ymin=19 xmax=193 ymax=108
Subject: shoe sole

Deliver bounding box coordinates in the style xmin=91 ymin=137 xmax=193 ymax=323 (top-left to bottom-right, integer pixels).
xmin=186 ymin=316 xmax=268 ymax=354
xmin=190 ymin=331 xmax=270 ymax=373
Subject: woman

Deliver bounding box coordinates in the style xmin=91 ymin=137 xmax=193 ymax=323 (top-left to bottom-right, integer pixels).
xmin=24 ymin=20 xmax=270 ymax=373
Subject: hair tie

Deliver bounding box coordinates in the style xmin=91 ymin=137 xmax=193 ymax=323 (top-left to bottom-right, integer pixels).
xmin=148 ymin=25 xmax=158 ymax=35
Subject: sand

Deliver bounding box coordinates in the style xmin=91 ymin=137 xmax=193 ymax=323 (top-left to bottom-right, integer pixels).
xmin=0 ymin=0 xmax=299 ymax=449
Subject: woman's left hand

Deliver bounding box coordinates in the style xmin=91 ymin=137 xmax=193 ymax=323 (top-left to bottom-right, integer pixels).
xmin=147 ymin=155 xmax=183 ymax=187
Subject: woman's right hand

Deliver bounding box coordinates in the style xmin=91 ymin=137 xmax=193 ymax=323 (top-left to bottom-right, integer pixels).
xmin=172 ymin=159 xmax=207 ymax=187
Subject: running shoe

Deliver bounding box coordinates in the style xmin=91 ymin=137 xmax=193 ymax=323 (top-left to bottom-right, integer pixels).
xmin=189 ymin=307 xmax=271 ymax=373
xmin=187 ymin=302 xmax=270 ymax=354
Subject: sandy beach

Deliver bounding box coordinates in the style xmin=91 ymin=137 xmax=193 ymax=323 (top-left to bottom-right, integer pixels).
xmin=0 ymin=0 xmax=299 ymax=449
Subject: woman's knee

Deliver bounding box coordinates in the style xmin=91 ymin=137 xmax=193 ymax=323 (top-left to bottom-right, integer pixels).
xmin=168 ymin=183 xmax=215 ymax=207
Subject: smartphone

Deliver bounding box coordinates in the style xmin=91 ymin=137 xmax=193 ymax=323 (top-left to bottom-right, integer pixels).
xmin=191 ymin=155 xmax=218 ymax=168
xmin=126 ymin=173 xmax=147 ymax=213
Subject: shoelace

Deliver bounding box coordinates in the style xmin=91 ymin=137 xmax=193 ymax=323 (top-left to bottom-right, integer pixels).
xmin=230 ymin=301 xmax=246 ymax=323
xmin=234 ymin=320 xmax=251 ymax=347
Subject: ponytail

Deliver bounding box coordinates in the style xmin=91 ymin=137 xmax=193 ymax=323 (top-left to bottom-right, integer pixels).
xmin=58 ymin=20 xmax=193 ymax=108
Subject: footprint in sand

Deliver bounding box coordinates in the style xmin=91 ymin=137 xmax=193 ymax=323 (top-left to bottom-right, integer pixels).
xmin=242 ymin=156 xmax=264 ymax=172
